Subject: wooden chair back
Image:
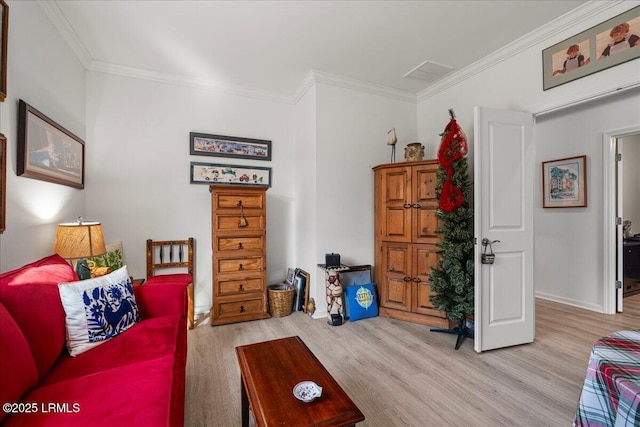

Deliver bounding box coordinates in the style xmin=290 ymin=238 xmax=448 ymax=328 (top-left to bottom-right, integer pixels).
xmin=146 ymin=238 xmax=194 ymax=279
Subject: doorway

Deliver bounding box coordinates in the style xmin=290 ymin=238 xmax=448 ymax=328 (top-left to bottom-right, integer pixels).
xmin=604 ymin=127 xmax=640 ymax=313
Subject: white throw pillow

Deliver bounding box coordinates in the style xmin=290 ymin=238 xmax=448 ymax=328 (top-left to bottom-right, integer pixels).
xmin=58 ymin=266 xmax=140 ymax=356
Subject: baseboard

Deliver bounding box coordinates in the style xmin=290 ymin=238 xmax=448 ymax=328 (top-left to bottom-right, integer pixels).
xmin=535 ymin=292 xmax=604 ymax=313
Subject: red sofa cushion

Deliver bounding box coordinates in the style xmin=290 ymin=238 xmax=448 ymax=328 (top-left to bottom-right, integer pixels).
xmin=2 ymin=355 xmax=176 ymax=427
xmin=40 ymin=314 xmax=180 ymax=386
xmin=0 ymin=303 xmax=39 ymax=423
xmin=0 ymin=255 xmax=77 ymax=380
xmin=145 ymin=274 xmax=192 ymax=285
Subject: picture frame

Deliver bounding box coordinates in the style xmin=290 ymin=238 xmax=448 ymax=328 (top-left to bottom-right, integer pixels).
xmin=285 ymin=267 xmax=295 ymax=286
xmin=17 ymin=99 xmax=85 ymax=189
xmin=0 ymin=133 xmax=6 ymax=233
xmin=542 ymin=5 xmax=640 ymax=90
xmin=542 ymin=155 xmax=587 ymax=208
xmin=190 ymin=161 xmax=271 ymax=187
xmin=190 ymin=132 xmax=271 ymax=161
xmin=0 ymin=1 xmax=8 ymax=102
xmin=294 ymin=269 xmax=310 ymax=313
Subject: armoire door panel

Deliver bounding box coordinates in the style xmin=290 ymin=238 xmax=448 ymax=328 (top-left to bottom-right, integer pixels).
xmin=414 ymin=208 xmax=440 ymax=243
xmin=414 ymin=167 xmax=438 ymax=204
xmin=413 ymin=245 xmax=439 ymax=279
xmin=385 ymin=208 xmax=410 ymax=240
xmin=413 ymin=282 xmax=447 ymax=317
xmin=385 ymin=169 xmax=410 ymax=204
xmin=380 ymin=167 xmax=412 ymax=241
xmin=383 ymin=277 xmax=411 ymax=311
xmin=385 ymin=244 xmax=410 ymax=276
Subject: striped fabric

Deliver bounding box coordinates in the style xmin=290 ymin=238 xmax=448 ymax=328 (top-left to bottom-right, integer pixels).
xmin=575 ymin=330 xmax=640 ymax=427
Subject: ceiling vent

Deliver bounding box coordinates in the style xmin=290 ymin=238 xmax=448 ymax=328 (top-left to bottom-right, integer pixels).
xmin=403 ymin=60 xmax=454 ymax=82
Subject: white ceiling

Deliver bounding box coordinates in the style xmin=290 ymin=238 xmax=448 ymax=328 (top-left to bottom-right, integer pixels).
xmin=49 ymin=0 xmax=588 ymax=102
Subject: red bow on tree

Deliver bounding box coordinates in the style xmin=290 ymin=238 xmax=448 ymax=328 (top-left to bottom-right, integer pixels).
xmin=437 ymin=111 xmax=468 ymax=212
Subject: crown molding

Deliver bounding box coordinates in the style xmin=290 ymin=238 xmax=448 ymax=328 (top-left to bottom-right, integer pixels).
xmin=37 ymin=0 xmax=93 ymax=68
xmin=309 ymin=70 xmax=417 ymax=103
xmin=89 ymin=61 xmax=295 ymax=105
xmin=416 ymin=0 xmax=623 ymax=102
xmin=291 ymin=71 xmax=318 ymax=104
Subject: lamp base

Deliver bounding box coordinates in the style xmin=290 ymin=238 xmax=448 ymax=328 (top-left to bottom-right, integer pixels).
xmin=75 ymin=259 xmax=91 ymax=280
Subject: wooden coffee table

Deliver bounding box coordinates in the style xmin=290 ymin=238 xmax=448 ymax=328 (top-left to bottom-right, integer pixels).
xmin=236 ymin=336 xmax=365 ymax=427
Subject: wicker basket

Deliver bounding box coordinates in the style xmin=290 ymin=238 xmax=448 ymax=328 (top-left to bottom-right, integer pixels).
xmin=268 ymin=283 xmax=294 ymax=317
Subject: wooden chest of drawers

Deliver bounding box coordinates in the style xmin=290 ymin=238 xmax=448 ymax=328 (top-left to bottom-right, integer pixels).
xmin=210 ymin=185 xmax=270 ymax=325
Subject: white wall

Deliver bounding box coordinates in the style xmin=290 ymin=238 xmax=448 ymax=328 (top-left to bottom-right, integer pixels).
xmin=292 ymin=84 xmax=318 ymax=311
xmin=416 ymin=1 xmax=640 ymax=313
xmin=310 ymin=82 xmax=417 ymax=318
xmin=85 ymin=72 xmax=295 ymax=315
xmin=0 ymin=1 xmax=86 ymax=271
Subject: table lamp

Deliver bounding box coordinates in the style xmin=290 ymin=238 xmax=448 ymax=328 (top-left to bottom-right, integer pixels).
xmin=53 ymin=217 xmax=107 ymax=280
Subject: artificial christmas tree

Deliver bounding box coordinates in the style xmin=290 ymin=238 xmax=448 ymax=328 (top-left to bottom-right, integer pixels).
xmin=429 ymin=110 xmax=475 ymax=350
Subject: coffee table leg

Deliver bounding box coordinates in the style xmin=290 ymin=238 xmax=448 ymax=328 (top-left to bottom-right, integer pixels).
xmin=241 ymin=377 xmax=249 ymax=427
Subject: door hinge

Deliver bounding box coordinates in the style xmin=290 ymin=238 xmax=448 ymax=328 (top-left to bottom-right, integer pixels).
xmin=616 ymin=280 xmax=623 ymax=289
xmin=616 ymin=217 xmax=623 ymax=225
xmin=617 ymin=153 xmax=622 ymax=161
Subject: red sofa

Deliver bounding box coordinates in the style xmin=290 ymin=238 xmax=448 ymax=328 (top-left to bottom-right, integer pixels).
xmin=0 ymin=254 xmax=187 ymax=427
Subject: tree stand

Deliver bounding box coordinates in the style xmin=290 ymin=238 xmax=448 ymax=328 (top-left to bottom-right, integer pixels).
xmin=431 ymin=318 xmax=474 ymax=350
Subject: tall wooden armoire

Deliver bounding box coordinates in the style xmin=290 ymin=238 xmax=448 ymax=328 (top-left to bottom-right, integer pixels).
xmin=373 ymin=160 xmax=448 ymax=327
xmin=210 ymin=185 xmax=270 ymax=326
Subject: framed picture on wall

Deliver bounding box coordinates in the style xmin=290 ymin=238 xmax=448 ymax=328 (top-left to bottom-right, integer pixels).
xmin=190 ymin=161 xmax=271 ymax=187
xmin=190 ymin=132 xmax=271 ymax=161
xmin=0 ymin=133 xmax=5 ymax=232
xmin=542 ymin=155 xmax=587 ymax=208
xmin=17 ymin=100 xmax=85 ymax=189
xmin=542 ymin=5 xmax=640 ymax=90
xmin=0 ymin=0 xmax=7 ymax=102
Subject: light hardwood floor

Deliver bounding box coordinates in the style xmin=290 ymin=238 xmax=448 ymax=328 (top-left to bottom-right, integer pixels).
xmin=185 ymin=295 xmax=640 ymax=426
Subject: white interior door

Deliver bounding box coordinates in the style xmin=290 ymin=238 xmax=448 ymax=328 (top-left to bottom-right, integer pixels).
xmin=474 ymin=107 xmax=534 ymax=353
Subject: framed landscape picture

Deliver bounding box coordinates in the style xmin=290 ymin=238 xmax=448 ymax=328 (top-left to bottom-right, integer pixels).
xmin=542 ymin=155 xmax=587 ymax=208
xmin=17 ymin=100 xmax=85 ymax=189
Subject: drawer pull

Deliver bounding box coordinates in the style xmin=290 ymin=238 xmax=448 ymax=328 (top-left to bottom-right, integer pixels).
xmin=239 ymin=263 xmax=244 ymax=271
xmin=239 ymin=305 xmax=245 ymax=313
xmin=403 ymin=276 xmax=412 ymax=282
xmin=239 ymin=284 xmax=244 ymax=292
xmin=412 ymin=203 xmax=421 ymax=209
xmin=413 ymin=277 xmax=422 ymax=283
xmin=237 ymin=201 xmax=248 ymax=228
xmin=403 ymin=203 xmax=411 ymax=209
xmin=238 ymin=242 xmax=244 ymax=249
